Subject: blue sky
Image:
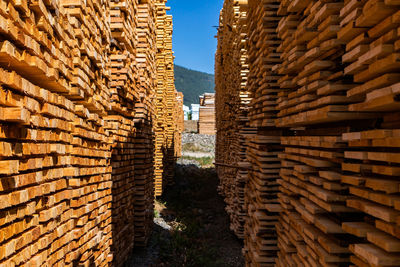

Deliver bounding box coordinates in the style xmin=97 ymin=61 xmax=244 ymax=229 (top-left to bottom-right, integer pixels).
xmin=167 ymin=0 xmax=223 ymax=74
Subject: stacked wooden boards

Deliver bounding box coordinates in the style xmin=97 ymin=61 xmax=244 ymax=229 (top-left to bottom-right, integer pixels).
xmin=133 ymin=0 xmax=160 ymax=248
xmin=160 ymin=7 xmax=179 ymax=188
xmin=242 ymin=0 xmax=283 ymax=265
xmin=0 ymin=0 xmax=182 ymax=266
xmin=275 ymin=1 xmax=355 ymax=266
xmin=337 ymin=1 xmax=400 ymax=266
xmin=199 ymin=93 xmax=216 ymax=135
xmin=108 ymin=0 xmax=147 ymax=262
xmin=215 ymin=0 xmax=255 ymax=239
xmin=0 ymin=1 xmax=113 ymax=265
xmin=154 ymin=0 xmax=181 ymax=196
xmin=216 ymin=0 xmax=400 ymax=266
xmin=275 ymin=1 xmax=400 ymax=266
xmin=154 ymin=0 xmax=168 ymax=198
xmin=174 ymin=91 xmax=184 ymax=159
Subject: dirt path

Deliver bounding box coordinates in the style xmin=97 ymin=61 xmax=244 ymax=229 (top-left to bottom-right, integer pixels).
xmin=126 ymin=164 xmax=245 ymax=267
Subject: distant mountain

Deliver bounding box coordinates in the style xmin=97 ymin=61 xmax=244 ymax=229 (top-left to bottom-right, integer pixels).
xmin=174 ymin=65 xmax=215 ymax=107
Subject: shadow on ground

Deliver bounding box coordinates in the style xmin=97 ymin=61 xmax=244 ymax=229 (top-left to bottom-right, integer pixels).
xmin=126 ymin=164 xmax=245 ymax=267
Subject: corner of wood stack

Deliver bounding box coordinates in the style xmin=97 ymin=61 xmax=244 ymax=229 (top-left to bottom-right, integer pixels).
xmin=216 ymin=0 xmax=400 ymax=266
xmin=0 ymin=0 xmax=182 ymax=266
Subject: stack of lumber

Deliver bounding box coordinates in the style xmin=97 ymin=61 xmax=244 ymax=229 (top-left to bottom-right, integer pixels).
xmin=274 ymin=1 xmax=355 ymax=266
xmin=341 ymin=128 xmax=400 ymax=267
xmin=0 ymin=0 xmax=113 ymax=266
xmin=337 ymin=1 xmax=400 ymax=266
xmin=275 ymin=0 xmax=369 ymax=128
xmin=216 ymin=0 xmax=400 ymax=266
xmin=199 ymin=93 xmax=216 ymax=135
xmin=154 ymin=0 xmax=168 ymax=197
xmin=275 ymin=1 xmax=400 ymax=266
xmin=242 ymin=0 xmax=283 ymax=265
xmin=107 ymin=0 xmax=140 ymax=262
xmin=161 ymin=10 xmax=178 ymax=186
xmin=276 ymin=127 xmax=355 ymax=266
xmin=174 ymin=91 xmax=184 ymax=158
xmin=0 ymin=1 xmax=112 ymax=266
xmin=153 ymin=0 xmax=180 ymax=196
xmin=215 ymin=0 xmax=255 ymax=239
xmin=245 ymin=131 xmax=282 ymax=266
xmin=132 ymin=118 xmax=155 ymax=248
xmin=133 ymin=0 xmax=157 ymax=248
xmin=0 ymin=0 xmax=181 ymax=266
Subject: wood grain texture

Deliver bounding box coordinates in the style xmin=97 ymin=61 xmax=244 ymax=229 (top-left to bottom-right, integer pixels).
xmin=0 ymin=0 xmax=182 ymax=266
xmin=216 ymin=0 xmax=400 ymax=266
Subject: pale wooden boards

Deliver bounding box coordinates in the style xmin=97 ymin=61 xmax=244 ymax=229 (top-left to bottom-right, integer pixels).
xmin=276 ymin=0 xmax=400 ymax=266
xmin=342 ymin=129 xmax=400 ymax=266
xmin=216 ymin=0 xmax=400 ymax=266
xmin=154 ymin=1 xmax=182 ymax=197
xmin=242 ymin=0 xmax=284 ymax=265
xmin=0 ymin=0 xmax=182 ymax=266
xmin=215 ymin=0 xmax=253 ymax=240
xmin=199 ymin=93 xmax=216 ymax=135
xmin=0 ymin=1 xmax=113 ymax=265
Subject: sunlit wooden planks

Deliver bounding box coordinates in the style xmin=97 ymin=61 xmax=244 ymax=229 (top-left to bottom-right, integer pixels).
xmin=199 ymin=93 xmax=216 ymax=135
xmin=215 ymin=0 xmax=254 ymax=239
xmin=0 ymin=0 xmax=182 ymax=266
xmin=216 ymin=0 xmax=400 ymax=266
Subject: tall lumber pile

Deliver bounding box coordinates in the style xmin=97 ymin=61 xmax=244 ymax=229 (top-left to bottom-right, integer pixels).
xmin=216 ymin=0 xmax=400 ymax=266
xmin=274 ymin=1 xmax=356 ymax=266
xmin=0 ymin=0 xmax=181 ymax=266
xmin=154 ymin=1 xmax=168 ymax=197
xmin=215 ymin=0 xmax=255 ymax=239
xmin=107 ymin=0 xmax=151 ymax=261
xmin=198 ymin=93 xmax=216 ymax=135
xmin=337 ymin=1 xmax=400 ymax=266
xmin=0 ymin=1 xmax=113 ymax=265
xmin=242 ymin=0 xmax=283 ymax=265
xmin=132 ymin=0 xmax=158 ymax=248
xmin=154 ymin=0 xmax=180 ymax=196
xmin=162 ymin=10 xmax=179 ymax=186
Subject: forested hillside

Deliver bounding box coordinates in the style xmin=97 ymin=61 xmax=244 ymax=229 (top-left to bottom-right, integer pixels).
xmin=174 ymin=65 xmax=215 ymax=106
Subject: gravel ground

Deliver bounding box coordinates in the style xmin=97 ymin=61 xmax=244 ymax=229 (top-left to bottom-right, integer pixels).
xmin=182 ymin=133 xmax=215 ymax=154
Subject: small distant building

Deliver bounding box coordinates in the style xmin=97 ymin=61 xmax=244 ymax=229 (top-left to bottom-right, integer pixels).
xmin=183 ymin=105 xmax=190 ymax=120
xmin=198 ymin=93 xmax=216 ymax=135
xmin=191 ymin=104 xmax=200 ymax=121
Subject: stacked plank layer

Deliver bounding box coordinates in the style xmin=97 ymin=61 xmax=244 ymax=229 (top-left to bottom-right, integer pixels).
xmin=199 ymin=93 xmax=216 ymax=135
xmin=174 ymin=91 xmax=184 ymax=159
xmin=163 ymin=12 xmax=180 ymax=186
xmin=216 ymin=0 xmax=400 ymax=266
xmin=242 ymin=0 xmax=284 ymax=265
xmin=275 ymin=1 xmax=356 ymax=266
xmin=0 ymin=1 xmax=113 ymax=266
xmin=107 ymin=0 xmax=141 ymax=262
xmin=215 ymin=0 xmax=254 ymax=239
xmin=0 ymin=0 xmax=181 ymax=266
xmin=132 ymin=0 xmax=157 ymax=248
xmin=338 ymin=1 xmax=400 ymax=266
xmin=154 ymin=0 xmax=181 ymax=196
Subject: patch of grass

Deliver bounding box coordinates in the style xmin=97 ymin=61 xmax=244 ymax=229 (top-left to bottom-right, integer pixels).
xmin=182 ymin=156 xmax=214 ymax=167
xmin=154 ymin=210 xmax=160 ymax=218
